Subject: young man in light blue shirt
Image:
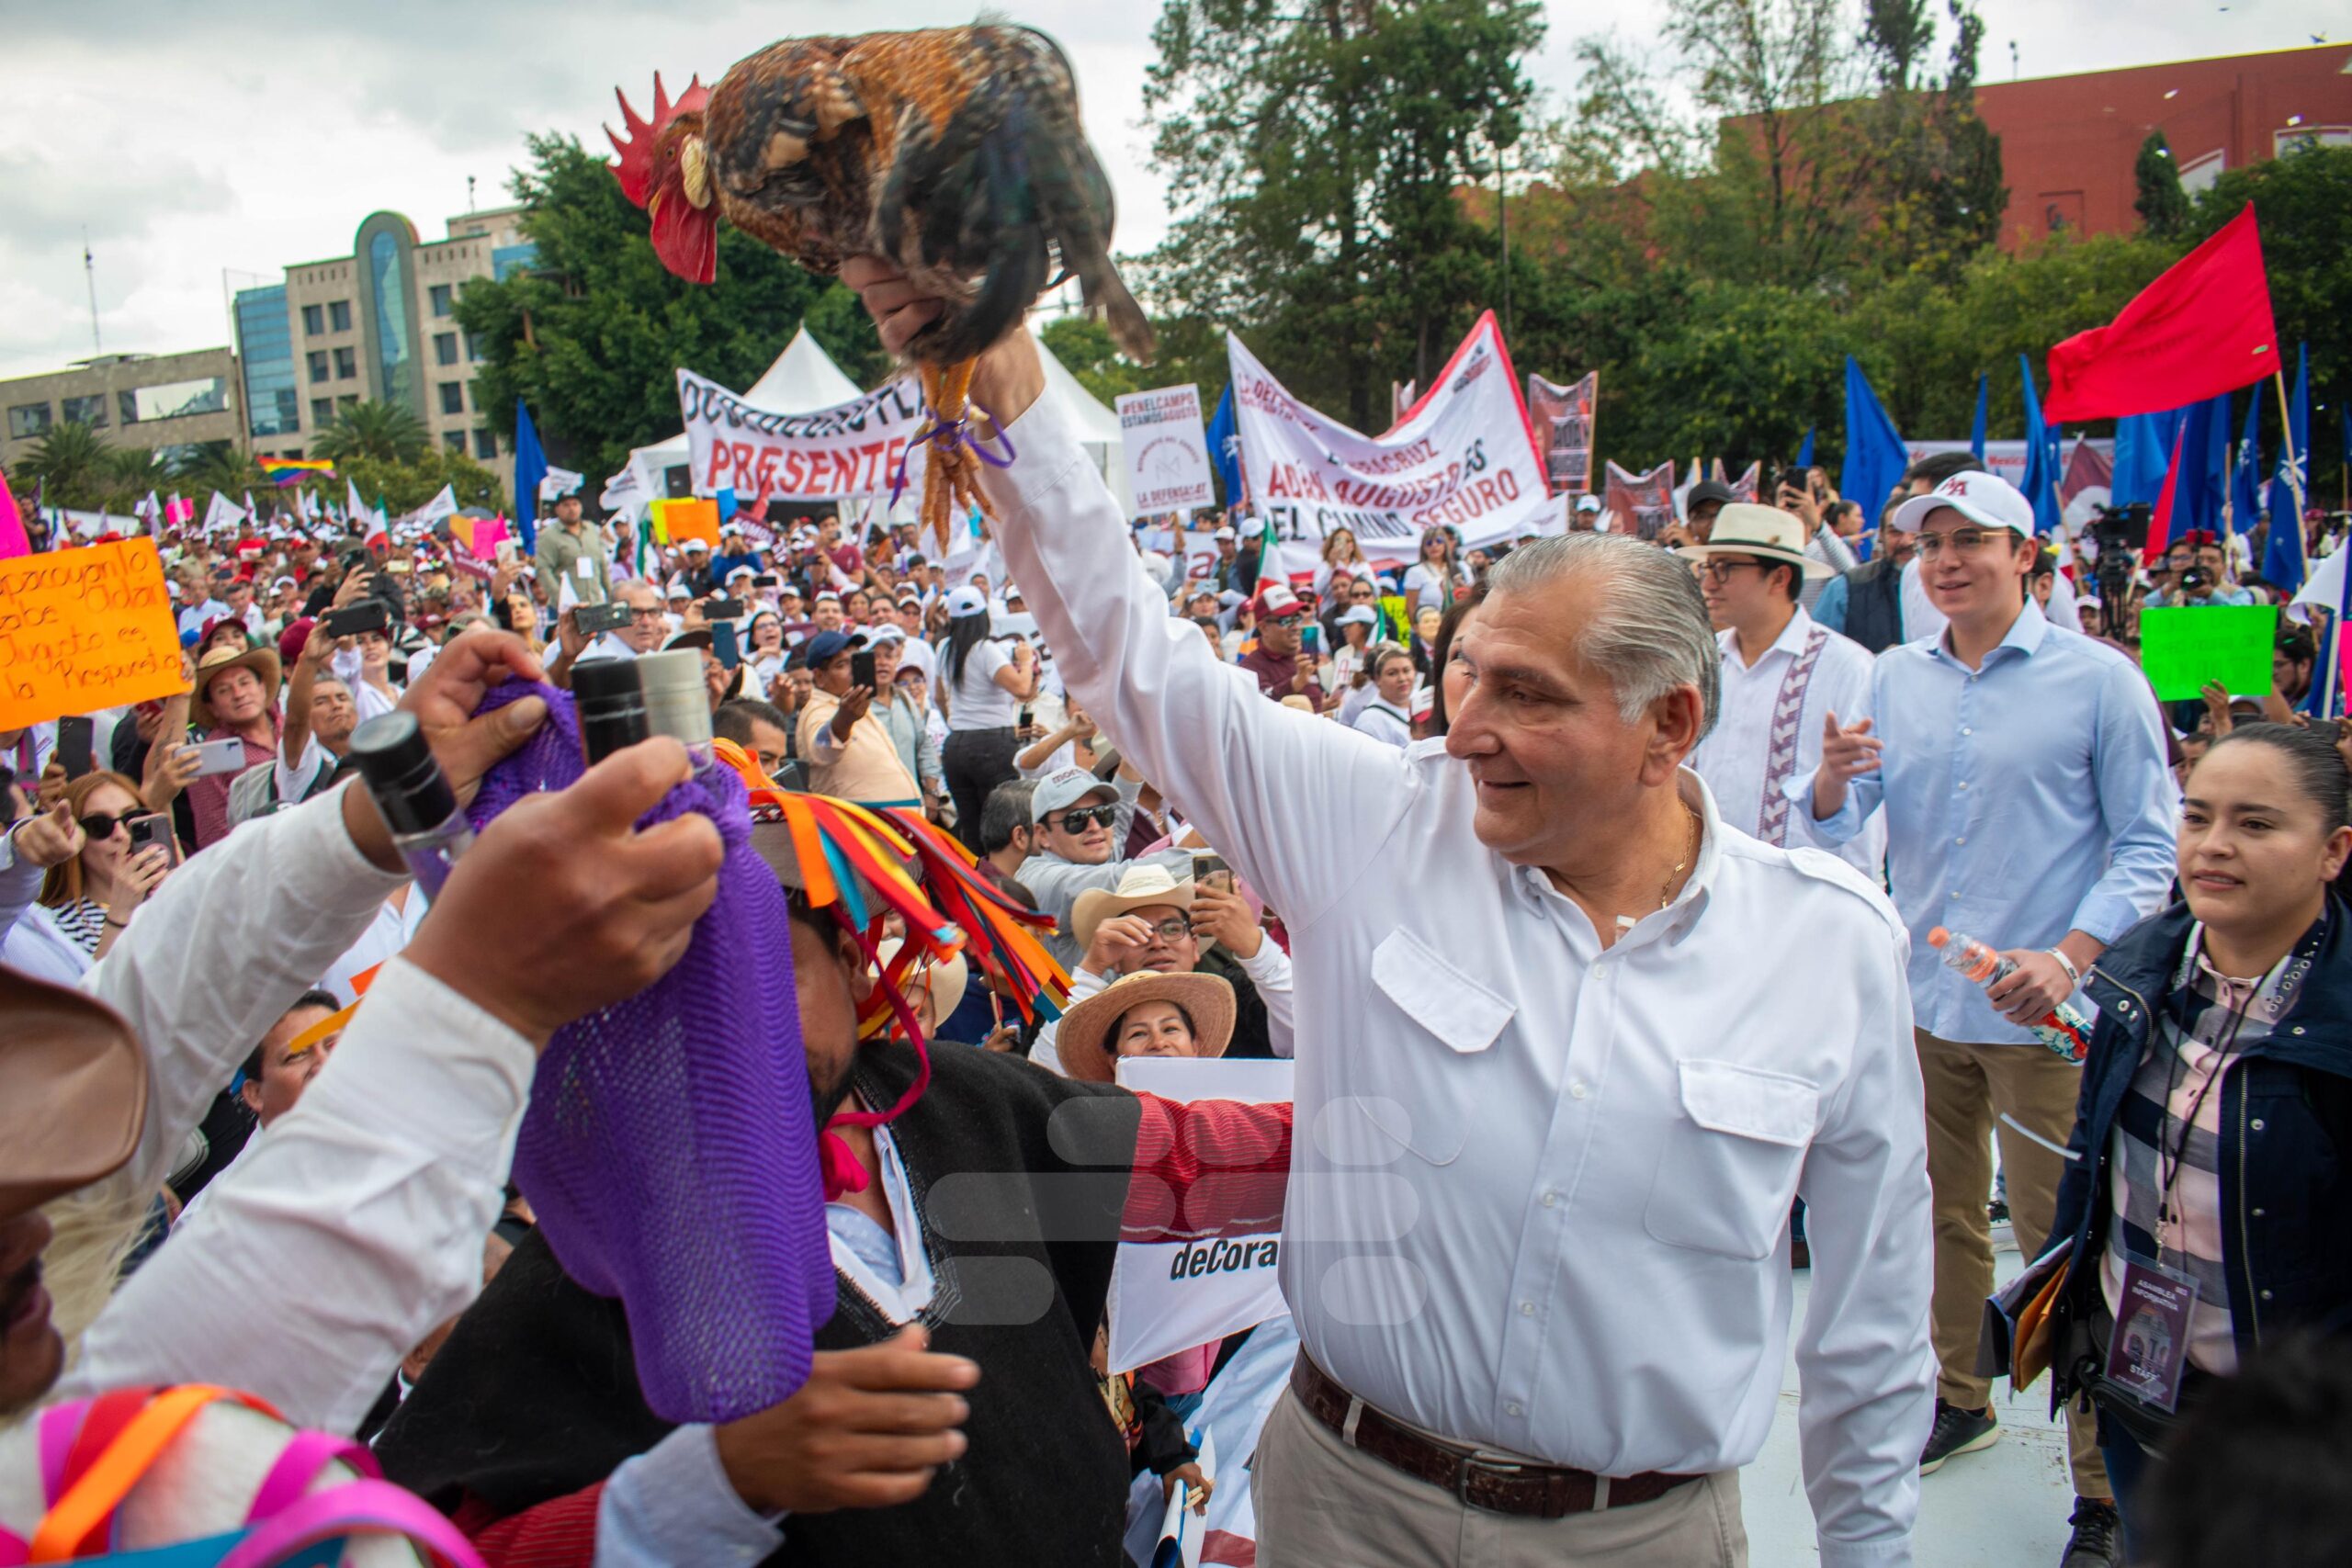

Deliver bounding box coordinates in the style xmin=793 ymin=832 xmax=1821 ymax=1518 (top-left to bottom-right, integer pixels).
xmin=1804 ymin=470 xmax=2175 ymax=1568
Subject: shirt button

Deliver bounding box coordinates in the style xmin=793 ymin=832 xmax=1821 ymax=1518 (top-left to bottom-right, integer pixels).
xmin=1521 ymin=1301 xmax=1536 ymax=1316
xmin=1588 ymin=962 xmax=1604 ymax=978
xmin=1506 ymin=1402 xmax=1523 ymax=1416
xmin=1568 ymin=1080 xmax=1589 ymax=1100
xmin=1955 ymin=837 xmax=1966 ymax=846
xmin=2250 ymin=1118 xmax=2266 ymax=1132
xmin=1957 ymin=782 xmax=1968 ymax=790
xmin=2251 ymin=1207 xmax=2266 ymax=1218
xmin=1542 ymin=1190 xmax=1559 ymax=1208
xmin=2261 ymin=1289 xmax=2275 ymax=1302
xmin=1962 ymin=727 xmax=1973 ymax=736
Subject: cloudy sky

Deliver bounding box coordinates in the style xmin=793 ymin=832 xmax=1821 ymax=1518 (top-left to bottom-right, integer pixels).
xmin=1 ymin=0 xmax=2337 ymax=382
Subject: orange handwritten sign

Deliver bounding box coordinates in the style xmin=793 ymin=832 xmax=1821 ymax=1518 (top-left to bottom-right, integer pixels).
xmin=0 ymin=540 xmax=186 ymax=728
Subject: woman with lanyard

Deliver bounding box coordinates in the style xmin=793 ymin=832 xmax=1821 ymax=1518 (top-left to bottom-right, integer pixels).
xmin=1348 ymin=644 xmax=1417 ymax=749
xmin=2046 ymin=722 xmax=2352 ymax=1555
xmin=936 ymin=584 xmax=1041 ymax=851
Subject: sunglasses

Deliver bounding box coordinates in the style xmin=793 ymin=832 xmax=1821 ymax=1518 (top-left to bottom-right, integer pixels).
xmin=1053 ymin=804 xmax=1119 ymax=834
xmin=76 ymin=812 xmax=134 ymax=840
xmin=1263 ymin=611 xmax=1307 ymax=626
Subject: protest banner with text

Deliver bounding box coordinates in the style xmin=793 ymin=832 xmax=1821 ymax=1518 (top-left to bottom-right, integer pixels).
xmin=1524 ymin=371 xmax=1598 ymax=494
xmin=1105 ymin=1056 xmax=1292 ymax=1376
xmin=677 ymin=367 xmax=930 ymax=502
xmin=1227 ymin=311 xmax=1549 ymax=561
xmin=1604 ymin=459 xmax=1679 ymax=541
xmin=1116 ymin=385 xmax=1216 ymax=515
xmin=0 ymin=539 xmax=185 ymax=728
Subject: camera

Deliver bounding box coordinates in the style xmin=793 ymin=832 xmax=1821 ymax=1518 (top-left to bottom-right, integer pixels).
xmin=2176 ymin=566 xmax=2211 ymax=596
xmin=2088 ymin=502 xmax=2151 ymax=606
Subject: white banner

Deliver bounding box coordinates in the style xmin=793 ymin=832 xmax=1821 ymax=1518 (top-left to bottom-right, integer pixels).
xmin=676 ymin=367 xmax=930 ymax=502
xmin=1228 ymin=310 xmax=1549 ymax=560
xmin=1117 ymin=385 xmax=1216 ymax=514
xmin=1105 ymin=1056 xmax=1292 ymax=1376
xmin=538 ymin=466 xmax=586 ymax=502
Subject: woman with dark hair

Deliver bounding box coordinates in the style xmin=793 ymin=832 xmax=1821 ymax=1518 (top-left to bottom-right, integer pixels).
xmin=938 ymin=585 xmax=1041 ymax=849
xmin=2044 ymin=723 xmax=2352 ymax=1559
xmin=1425 ymin=588 xmax=1487 ymax=736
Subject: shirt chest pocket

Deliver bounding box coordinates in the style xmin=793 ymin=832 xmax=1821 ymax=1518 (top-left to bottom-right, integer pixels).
xmin=1643 ymin=1060 xmax=1820 ymax=1260
xmin=1352 ymin=927 xmax=1516 ymax=1166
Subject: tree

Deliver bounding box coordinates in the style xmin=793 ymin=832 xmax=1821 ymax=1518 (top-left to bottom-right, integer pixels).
xmin=312 ymin=400 xmax=431 ymax=465
xmin=1143 ymin=0 xmax=1544 ymax=427
xmin=339 ymin=446 xmax=503 ymax=514
xmin=456 ymin=135 xmax=888 ymax=490
xmin=2134 ymin=130 xmax=2189 ymax=237
xmin=1039 ymin=317 xmax=1153 ymax=404
xmin=9 ymin=422 xmax=120 ymax=511
xmin=175 ymin=441 xmax=264 ymax=502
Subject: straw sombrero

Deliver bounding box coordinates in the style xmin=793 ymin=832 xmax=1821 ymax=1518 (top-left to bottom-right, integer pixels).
xmin=1054 ymin=970 xmax=1236 ymax=1083
xmin=189 ymin=642 xmax=282 ymax=730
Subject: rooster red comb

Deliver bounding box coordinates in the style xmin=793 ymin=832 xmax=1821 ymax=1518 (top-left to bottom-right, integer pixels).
xmin=607 ymin=73 xmax=710 ymax=209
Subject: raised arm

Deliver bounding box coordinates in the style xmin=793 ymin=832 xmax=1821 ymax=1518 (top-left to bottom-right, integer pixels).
xmin=953 ymin=326 xmax=1413 ymax=931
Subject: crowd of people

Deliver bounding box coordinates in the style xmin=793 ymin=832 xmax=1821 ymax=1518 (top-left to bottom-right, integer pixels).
xmin=4 ymin=267 xmax=2350 ymax=1568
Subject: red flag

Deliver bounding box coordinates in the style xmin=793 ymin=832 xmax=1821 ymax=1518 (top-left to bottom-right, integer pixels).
xmin=2143 ymin=423 xmax=2186 ymax=564
xmin=2043 ymin=204 xmax=2278 ymax=422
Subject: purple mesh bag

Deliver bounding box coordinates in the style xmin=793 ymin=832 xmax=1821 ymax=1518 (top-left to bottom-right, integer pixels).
xmin=463 ymin=682 xmax=833 ymax=1423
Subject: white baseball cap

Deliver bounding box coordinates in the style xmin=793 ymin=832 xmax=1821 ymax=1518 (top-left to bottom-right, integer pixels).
xmin=1336 ymin=604 xmax=1379 ymax=626
xmin=1892 ymin=470 xmax=2035 ymax=538
xmin=1574 ymin=494 xmax=1602 ymax=513
xmin=1213 ymin=526 xmax=1237 ymax=542
xmin=945 ymin=585 xmax=988 ymax=618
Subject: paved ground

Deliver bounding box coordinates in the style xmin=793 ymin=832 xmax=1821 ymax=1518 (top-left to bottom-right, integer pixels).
xmin=1746 ymin=1234 xmax=2081 ymax=1566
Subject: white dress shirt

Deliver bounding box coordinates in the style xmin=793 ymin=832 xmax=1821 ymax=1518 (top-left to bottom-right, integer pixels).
xmin=53 ymin=784 xmax=535 ymax=1438
xmin=982 ymin=393 xmax=1936 ymax=1567
xmin=1690 ymin=607 xmax=1885 ymax=880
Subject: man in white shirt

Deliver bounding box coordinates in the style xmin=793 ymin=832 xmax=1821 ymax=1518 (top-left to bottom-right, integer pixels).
xmin=845 ymin=265 xmax=1934 ymax=1568
xmin=1682 ymin=505 xmax=1884 ymax=880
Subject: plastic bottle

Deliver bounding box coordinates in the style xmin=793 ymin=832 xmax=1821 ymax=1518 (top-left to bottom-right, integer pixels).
xmin=1928 ymin=927 xmax=2091 ymax=1062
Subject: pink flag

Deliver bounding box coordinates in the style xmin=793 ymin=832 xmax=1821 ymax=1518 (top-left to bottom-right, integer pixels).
xmin=0 ymin=469 xmax=29 ymax=558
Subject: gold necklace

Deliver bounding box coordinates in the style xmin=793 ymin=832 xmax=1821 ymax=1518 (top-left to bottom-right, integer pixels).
xmin=1657 ymin=806 xmax=1701 ymax=910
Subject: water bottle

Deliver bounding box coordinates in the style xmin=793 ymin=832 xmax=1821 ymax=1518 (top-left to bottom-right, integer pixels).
xmin=1928 ymin=927 xmax=2091 ymax=1062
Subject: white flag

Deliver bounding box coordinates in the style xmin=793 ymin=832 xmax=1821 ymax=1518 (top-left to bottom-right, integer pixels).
xmin=539 ymin=466 xmax=586 ymax=502
xmin=414 ymin=484 xmax=459 ymax=526
xmin=345 ymin=478 xmax=371 ymax=526
xmin=601 ymin=454 xmax=656 ymax=519
xmin=202 ymin=491 xmax=249 ymax=533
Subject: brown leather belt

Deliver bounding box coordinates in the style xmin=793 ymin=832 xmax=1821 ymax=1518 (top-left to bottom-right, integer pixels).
xmin=1288 ymin=1353 xmax=1702 ymax=1518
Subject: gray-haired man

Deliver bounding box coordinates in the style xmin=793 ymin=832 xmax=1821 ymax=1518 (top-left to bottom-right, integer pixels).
xmin=845 ymin=261 xmax=1937 ymax=1568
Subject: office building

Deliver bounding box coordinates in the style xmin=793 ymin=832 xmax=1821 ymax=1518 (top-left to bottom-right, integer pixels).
xmin=0 ymin=348 xmax=243 ymax=475
xmin=236 ymin=206 xmax=537 ymax=468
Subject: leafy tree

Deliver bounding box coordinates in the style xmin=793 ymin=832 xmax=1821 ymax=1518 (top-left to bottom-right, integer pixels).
xmin=1143 ymin=0 xmax=1544 ymax=427
xmin=2134 ymin=130 xmax=2189 ymax=237
xmin=455 ymin=135 xmax=887 ymax=490
xmin=312 ymin=400 xmax=431 ymax=465
xmin=1040 ymin=317 xmax=1153 ymax=404
xmin=175 ymin=441 xmax=265 ymax=502
xmin=339 ymin=446 xmax=503 ymax=514
xmin=10 ymin=422 xmax=119 ymax=511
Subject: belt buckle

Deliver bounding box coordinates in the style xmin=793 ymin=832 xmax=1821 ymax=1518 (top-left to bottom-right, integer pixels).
xmin=1454 ymin=1453 xmax=1530 ymax=1513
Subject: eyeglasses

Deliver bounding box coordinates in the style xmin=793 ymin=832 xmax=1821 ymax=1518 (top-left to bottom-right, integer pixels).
xmin=1696 ymin=558 xmax=1764 ymax=583
xmin=1914 ymin=527 xmax=1998 ymax=558
xmin=1142 ymin=917 xmax=1194 ymax=943
xmin=1054 ymin=804 xmax=1119 ymax=834
xmin=76 ymin=812 xmax=132 ymax=840
xmin=628 ymin=608 xmax=667 ymax=622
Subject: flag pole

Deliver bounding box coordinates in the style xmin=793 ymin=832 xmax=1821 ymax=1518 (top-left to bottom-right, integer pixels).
xmin=2272 ymin=368 xmax=2306 ymax=520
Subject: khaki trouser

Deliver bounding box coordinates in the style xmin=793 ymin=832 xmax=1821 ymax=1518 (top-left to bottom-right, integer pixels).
xmin=1916 ymin=1028 xmax=2109 ymax=1500
xmin=1252 ymin=1387 xmax=1747 ymax=1567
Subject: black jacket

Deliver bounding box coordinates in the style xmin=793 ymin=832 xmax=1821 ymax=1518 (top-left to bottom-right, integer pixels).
xmin=2049 ymin=898 xmax=2352 ymax=1399
xmin=377 ymin=1041 xmax=1143 ymax=1566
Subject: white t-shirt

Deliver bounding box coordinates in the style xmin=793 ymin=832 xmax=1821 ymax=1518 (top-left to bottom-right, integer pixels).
xmin=1402 ymin=561 xmax=1464 ymax=611
xmin=946 ymin=637 xmax=1019 ymax=730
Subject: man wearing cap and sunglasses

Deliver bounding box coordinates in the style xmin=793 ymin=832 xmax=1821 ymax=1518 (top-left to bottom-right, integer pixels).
xmin=1016 ymin=766 xmax=1199 ymax=972
xmin=1804 ymin=469 xmax=2173 ymax=1566
xmin=1238 ymin=582 xmax=1327 ymax=711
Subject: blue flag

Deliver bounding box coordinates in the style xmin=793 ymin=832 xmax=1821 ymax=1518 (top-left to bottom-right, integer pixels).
xmin=2111 ymin=409 xmax=2186 ymax=510
xmin=2018 ymin=355 xmax=2062 ymax=536
xmin=2162 ymin=394 xmax=2231 ymax=546
xmin=2229 ymin=390 xmax=2263 ymax=540
xmin=1204 ymin=384 xmax=1243 ymax=507
xmin=1794 ymin=427 xmax=1815 ymax=469
xmin=512 ymin=398 xmax=548 ymax=555
xmin=1838 ymin=357 xmax=1907 ymax=523
xmin=1969 ymin=374 xmax=1988 ymax=462
xmin=2263 ymin=345 xmax=2310 ymax=581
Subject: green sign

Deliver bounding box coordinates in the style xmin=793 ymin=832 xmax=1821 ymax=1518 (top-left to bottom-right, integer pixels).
xmin=2137 ymin=604 xmax=2278 ymax=702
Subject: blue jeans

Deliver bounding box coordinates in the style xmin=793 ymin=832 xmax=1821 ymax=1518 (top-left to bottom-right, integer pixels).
xmin=2096 ymin=1412 xmax=2154 ymax=1559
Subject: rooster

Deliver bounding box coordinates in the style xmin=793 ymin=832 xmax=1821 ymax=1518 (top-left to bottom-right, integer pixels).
xmin=610 ymin=28 xmax=1148 ymax=542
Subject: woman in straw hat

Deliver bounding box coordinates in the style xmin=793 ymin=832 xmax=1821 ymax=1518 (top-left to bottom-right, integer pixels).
xmin=1054 ymin=969 xmax=1237 ymax=1083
